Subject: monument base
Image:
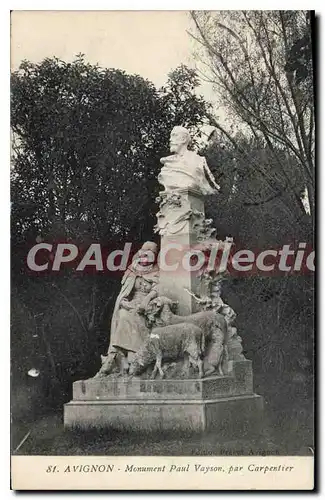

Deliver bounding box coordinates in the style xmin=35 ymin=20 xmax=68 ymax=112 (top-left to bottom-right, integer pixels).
xmin=64 ymin=360 xmax=264 ymax=433
xmin=64 ymin=394 xmax=263 ymax=433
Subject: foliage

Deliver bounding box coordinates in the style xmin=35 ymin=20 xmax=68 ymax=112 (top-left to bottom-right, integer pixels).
xmin=190 ymin=10 xmax=315 ymax=220
xmin=11 ymin=57 xmax=208 ymax=245
xmin=284 ymin=12 xmax=314 ymax=98
xmin=11 ymin=57 xmax=210 ymax=401
xmin=203 ymin=133 xmax=312 ymax=246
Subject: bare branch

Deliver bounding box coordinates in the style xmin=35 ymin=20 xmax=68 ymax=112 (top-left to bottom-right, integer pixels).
xmin=51 ymin=283 xmax=88 ymax=335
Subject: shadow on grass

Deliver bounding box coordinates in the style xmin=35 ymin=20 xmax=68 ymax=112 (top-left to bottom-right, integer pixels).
xmin=12 ymin=412 xmax=312 ymax=457
xmin=11 ymin=371 xmax=314 ymax=457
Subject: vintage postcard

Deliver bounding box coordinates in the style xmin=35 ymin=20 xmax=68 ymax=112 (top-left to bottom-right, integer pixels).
xmin=10 ymin=9 xmax=315 ymax=490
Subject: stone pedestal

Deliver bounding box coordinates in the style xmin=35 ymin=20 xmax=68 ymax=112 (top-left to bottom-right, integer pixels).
xmin=64 ymin=130 xmax=264 ymax=437
xmin=64 ymin=360 xmax=263 ymax=433
xmin=158 ymin=233 xmax=202 ymax=315
xmin=157 ymin=189 xmax=206 ymax=315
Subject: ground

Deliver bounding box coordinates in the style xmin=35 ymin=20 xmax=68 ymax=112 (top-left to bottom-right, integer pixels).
xmin=11 ymin=372 xmax=314 ymax=456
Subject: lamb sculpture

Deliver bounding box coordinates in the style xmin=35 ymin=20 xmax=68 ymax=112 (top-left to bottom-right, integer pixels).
xmin=129 ymin=296 xmax=228 ymax=379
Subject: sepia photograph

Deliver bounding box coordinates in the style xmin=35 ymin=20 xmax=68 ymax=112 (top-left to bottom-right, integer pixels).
xmin=10 ymin=8 xmax=315 ymax=490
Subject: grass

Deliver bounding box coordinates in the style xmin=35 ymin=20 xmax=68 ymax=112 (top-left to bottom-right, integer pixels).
xmin=11 ymin=371 xmax=314 ymax=456
xmin=12 ymin=414 xmax=313 ymax=456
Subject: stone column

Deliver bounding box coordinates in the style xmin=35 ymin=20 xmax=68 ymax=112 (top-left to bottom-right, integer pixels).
xmin=155 ymin=188 xmax=206 ymax=315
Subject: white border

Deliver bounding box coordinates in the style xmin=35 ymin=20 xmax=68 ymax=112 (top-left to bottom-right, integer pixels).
xmin=2 ymin=2 xmax=323 ymax=498
xmin=4 ymin=1 xmax=324 ymax=10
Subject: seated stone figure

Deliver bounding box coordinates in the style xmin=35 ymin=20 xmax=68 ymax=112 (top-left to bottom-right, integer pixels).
xmin=96 ymin=241 xmax=159 ymax=377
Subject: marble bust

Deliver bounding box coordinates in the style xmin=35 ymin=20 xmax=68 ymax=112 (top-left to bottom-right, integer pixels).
xmin=158 ymin=126 xmax=220 ymax=196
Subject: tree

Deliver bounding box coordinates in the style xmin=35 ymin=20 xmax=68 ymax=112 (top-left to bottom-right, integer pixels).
xmin=203 ymin=133 xmax=309 ymax=247
xmin=11 ymin=58 xmax=211 ymax=243
xmin=11 ymin=57 xmax=211 ymax=398
xmin=188 ymin=13 xmax=314 ymax=381
xmin=285 ymin=12 xmax=314 ymax=101
xmin=190 ymin=10 xmax=315 ymax=223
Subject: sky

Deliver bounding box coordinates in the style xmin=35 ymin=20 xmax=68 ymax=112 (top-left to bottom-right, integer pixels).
xmin=11 ymin=10 xmax=216 ymax=103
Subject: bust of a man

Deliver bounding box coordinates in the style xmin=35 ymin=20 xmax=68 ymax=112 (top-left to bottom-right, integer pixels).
xmin=158 ymin=126 xmax=220 ymax=196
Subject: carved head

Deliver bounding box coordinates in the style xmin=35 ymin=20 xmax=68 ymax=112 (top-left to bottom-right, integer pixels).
xmin=136 ymin=241 xmax=158 ymax=268
xmin=128 ymin=354 xmax=146 ymax=376
xmin=144 ymin=296 xmax=178 ymax=327
xmin=129 ymin=342 xmax=156 ymax=376
xmin=170 ymin=126 xmax=190 ymax=154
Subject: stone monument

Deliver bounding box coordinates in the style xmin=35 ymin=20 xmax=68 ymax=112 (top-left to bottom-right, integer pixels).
xmin=156 ymin=126 xmax=218 ymax=315
xmin=64 ymin=126 xmax=263 ymax=433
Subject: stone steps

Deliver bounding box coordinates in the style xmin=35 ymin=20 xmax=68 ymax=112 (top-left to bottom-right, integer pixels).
xmin=64 ymin=360 xmax=263 ymax=432
xmin=64 ymin=394 xmax=263 ymax=432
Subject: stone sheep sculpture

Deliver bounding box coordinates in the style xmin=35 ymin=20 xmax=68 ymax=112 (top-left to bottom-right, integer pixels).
xmin=129 ymin=322 xmax=204 ymax=379
xmin=143 ymin=295 xmax=228 ymax=376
